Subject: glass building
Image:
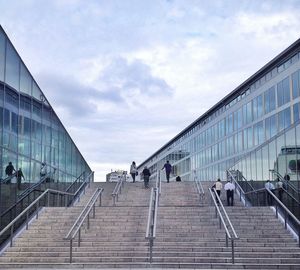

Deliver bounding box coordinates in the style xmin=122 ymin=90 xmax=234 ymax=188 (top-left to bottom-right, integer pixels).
xmin=138 ymin=38 xmax=300 ymax=191
xmin=0 ymin=25 xmax=91 ymax=214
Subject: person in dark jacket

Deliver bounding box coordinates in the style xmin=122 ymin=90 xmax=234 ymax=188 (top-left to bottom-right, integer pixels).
xmin=142 ymin=166 xmax=151 ymax=189
xmin=162 ymin=160 xmax=172 ymax=183
xmin=5 ymin=162 xmax=16 ymax=183
xmin=16 ymin=168 xmax=25 ymax=190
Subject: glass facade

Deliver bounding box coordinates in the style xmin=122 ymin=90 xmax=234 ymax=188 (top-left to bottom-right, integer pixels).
xmin=139 ymin=39 xmax=300 ymax=185
xmin=0 ymin=26 xmax=91 ymax=213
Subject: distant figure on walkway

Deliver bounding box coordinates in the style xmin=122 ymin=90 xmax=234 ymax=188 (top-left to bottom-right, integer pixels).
xmin=224 ymin=180 xmax=235 ymax=206
xmin=40 ymin=162 xmax=47 ymax=178
xmin=142 ymin=166 xmax=151 ymax=189
xmin=5 ymin=161 xmax=16 ymax=183
xmin=265 ymin=180 xmax=275 ymax=205
xmin=275 ymin=178 xmax=284 ymax=201
xmin=130 ymin=161 xmax=137 ymax=183
xmin=176 ymin=175 xmax=181 ymax=182
xmin=213 ymin=178 xmax=223 ymax=204
xmin=162 ymin=160 xmax=172 ymax=183
xmin=16 ymin=168 xmax=25 ymax=190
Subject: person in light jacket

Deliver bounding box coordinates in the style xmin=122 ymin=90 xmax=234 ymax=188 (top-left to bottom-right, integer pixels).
xmin=130 ymin=161 xmax=137 ymax=183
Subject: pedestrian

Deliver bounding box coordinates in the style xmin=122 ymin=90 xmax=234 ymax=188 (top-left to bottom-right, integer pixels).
xmin=224 ymin=180 xmax=235 ymax=206
xmin=162 ymin=160 xmax=172 ymax=183
xmin=40 ymin=162 xmax=47 ymax=178
xmin=5 ymin=161 xmax=16 ymax=183
xmin=265 ymin=180 xmax=275 ymax=205
xmin=213 ymin=178 xmax=223 ymax=204
xmin=142 ymin=166 xmax=151 ymax=189
xmin=275 ymin=178 xmax=283 ymax=201
xmin=16 ymin=168 xmax=25 ymax=190
xmin=130 ymin=161 xmax=137 ymax=183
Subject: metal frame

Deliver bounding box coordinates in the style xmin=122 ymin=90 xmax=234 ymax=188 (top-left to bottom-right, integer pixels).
xmin=64 ymin=187 xmax=103 ymax=263
xmin=111 ymin=174 xmax=126 ymax=206
xmin=193 ymin=171 xmax=204 ymax=203
xmin=208 ymin=188 xmax=239 ymax=264
xmin=145 ymin=187 xmax=159 ymax=263
xmin=228 ymin=169 xmax=300 ymax=247
xmin=0 ymin=189 xmax=73 ymax=248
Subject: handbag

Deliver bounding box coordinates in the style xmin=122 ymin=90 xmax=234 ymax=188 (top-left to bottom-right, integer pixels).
xmin=135 ymin=171 xmax=138 ymax=176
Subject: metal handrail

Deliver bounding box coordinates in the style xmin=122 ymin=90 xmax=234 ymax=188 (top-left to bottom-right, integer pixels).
xmin=64 ymin=187 xmax=103 ymax=263
xmin=208 ymin=188 xmax=239 ymax=264
xmin=145 ymin=187 xmax=159 ymax=263
xmin=156 ymin=170 xmax=161 ymax=197
xmin=0 ymin=172 xmax=17 ymax=184
xmin=66 ymin=171 xmax=86 ymax=193
xmin=193 ymin=172 xmax=204 ymax=202
xmin=111 ymin=174 xmax=126 ymax=206
xmin=266 ymin=188 xmax=300 ymax=247
xmin=270 ymin=169 xmax=300 ymax=194
xmin=0 ymin=188 xmax=73 ymax=248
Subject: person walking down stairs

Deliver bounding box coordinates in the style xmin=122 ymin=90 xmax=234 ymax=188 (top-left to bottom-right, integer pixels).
xmin=130 ymin=161 xmax=137 ymax=183
xmin=142 ymin=166 xmax=151 ymax=189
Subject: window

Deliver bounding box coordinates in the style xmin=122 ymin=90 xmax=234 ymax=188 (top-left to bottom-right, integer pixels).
xmin=5 ymin=42 xmax=20 ymax=90
xmin=226 ymin=113 xmax=233 ymax=135
xmin=292 ymin=69 xmax=300 ymax=99
xmin=265 ymin=114 xmax=277 ymax=140
xmin=294 ymin=102 xmax=300 ymax=123
xmin=20 ymin=63 xmax=32 ymax=95
xmin=277 ymin=77 xmax=290 ymax=107
xmin=0 ymin=30 xmax=5 ymax=82
xmin=253 ymin=94 xmax=263 ymax=120
xmin=234 ymin=107 xmax=242 ymax=131
xmin=253 ymin=121 xmax=264 ymax=146
xmin=243 ymin=102 xmax=252 ymax=125
xmin=264 ymin=86 xmax=276 ymax=114
xmin=278 ymin=108 xmax=291 ymax=132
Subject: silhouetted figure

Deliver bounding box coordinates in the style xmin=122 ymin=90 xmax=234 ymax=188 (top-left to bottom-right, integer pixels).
xmin=142 ymin=166 xmax=151 ymax=189
xmin=5 ymin=162 xmax=16 ymax=183
xmin=176 ymin=175 xmax=181 ymax=182
xmin=162 ymin=160 xmax=172 ymax=183
xmin=16 ymin=168 xmax=25 ymax=190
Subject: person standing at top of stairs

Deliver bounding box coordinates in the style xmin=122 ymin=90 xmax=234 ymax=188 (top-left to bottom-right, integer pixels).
xmin=130 ymin=161 xmax=137 ymax=183
xmin=224 ymin=179 xmax=235 ymax=206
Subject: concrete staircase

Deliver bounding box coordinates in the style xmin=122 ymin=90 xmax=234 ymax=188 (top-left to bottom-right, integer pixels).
xmin=0 ymin=180 xmax=299 ymax=269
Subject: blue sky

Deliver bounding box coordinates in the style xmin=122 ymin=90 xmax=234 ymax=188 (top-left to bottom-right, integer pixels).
xmin=1 ymin=0 xmax=300 ymax=181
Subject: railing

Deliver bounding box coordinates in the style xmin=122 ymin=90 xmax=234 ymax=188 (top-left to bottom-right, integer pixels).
xmin=111 ymin=174 xmax=126 ymax=206
xmin=208 ymin=188 xmax=239 ymax=264
xmin=266 ymin=188 xmax=300 ymax=247
xmin=0 ymin=172 xmax=92 ymax=247
xmin=64 ymin=187 xmax=103 ymax=263
xmin=156 ymin=170 xmax=161 ymax=198
xmin=0 ymin=172 xmax=17 ymax=184
xmin=0 ymin=188 xmax=75 ymax=248
xmin=145 ymin=187 xmax=159 ymax=263
xmin=193 ymin=171 xmax=204 ymax=203
xmin=66 ymin=171 xmax=86 ymax=193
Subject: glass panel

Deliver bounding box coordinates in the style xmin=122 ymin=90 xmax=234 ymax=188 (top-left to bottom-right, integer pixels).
xmin=277 ymin=77 xmax=290 ymax=107
xmin=5 ymin=42 xmax=19 ymax=90
xmin=262 ymin=145 xmax=269 ymax=181
xmin=20 ymin=63 xmax=32 ymax=95
xmin=0 ymin=30 xmax=5 ymax=82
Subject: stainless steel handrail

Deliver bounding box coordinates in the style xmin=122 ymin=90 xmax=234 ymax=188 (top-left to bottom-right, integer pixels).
xmin=156 ymin=170 xmax=161 ymax=198
xmin=208 ymin=188 xmax=239 ymax=264
xmin=111 ymin=174 xmax=126 ymax=206
xmin=145 ymin=187 xmax=159 ymax=263
xmin=265 ymin=188 xmax=300 ymax=247
xmin=193 ymin=172 xmax=204 ymax=202
xmin=64 ymin=187 xmax=103 ymax=263
xmin=270 ymin=169 xmax=300 ymax=193
xmin=0 ymin=188 xmax=74 ymax=248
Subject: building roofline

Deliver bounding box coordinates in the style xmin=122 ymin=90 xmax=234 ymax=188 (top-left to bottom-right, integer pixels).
xmin=0 ymin=24 xmax=92 ymax=173
xmin=138 ymin=37 xmax=300 ymax=169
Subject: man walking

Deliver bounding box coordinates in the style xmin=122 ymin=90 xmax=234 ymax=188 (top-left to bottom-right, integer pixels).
xmin=224 ymin=180 xmax=235 ymax=206
xmin=162 ymin=160 xmax=172 ymax=183
xmin=142 ymin=166 xmax=151 ymax=189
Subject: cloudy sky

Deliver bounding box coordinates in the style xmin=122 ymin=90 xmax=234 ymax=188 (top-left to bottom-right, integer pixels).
xmin=0 ymin=0 xmax=300 ymax=181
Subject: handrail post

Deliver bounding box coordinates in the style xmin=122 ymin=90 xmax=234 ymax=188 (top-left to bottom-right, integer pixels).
xmin=231 ymin=239 xmax=235 ymax=264
xmin=226 ymin=233 xmax=228 ymax=247
xmin=47 ymin=191 xmax=50 ymax=206
xmin=99 ymin=193 xmax=102 ymax=206
xmin=70 ymin=239 xmax=73 ymax=263
xmin=36 ymin=201 xmax=39 ymax=219
xmin=78 ymin=229 xmax=81 ymax=247
xmin=87 ymin=213 xmax=90 ymax=229
xmin=10 ymin=224 xmax=14 ymax=247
